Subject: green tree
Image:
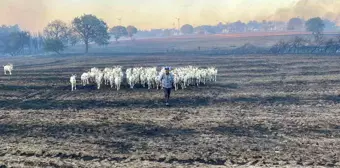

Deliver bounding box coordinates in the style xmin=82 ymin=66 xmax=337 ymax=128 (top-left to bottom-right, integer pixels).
xmin=72 ymin=14 xmax=110 ymax=53
xmin=287 ymin=18 xmax=304 ymax=30
xmin=110 ymin=26 xmax=128 ymax=42
xmin=69 ymin=31 xmax=80 ymax=46
xmin=44 ymin=38 xmax=65 ymax=55
xmin=43 ymin=20 xmax=70 ymax=44
xmin=305 ymin=17 xmax=325 ymax=43
xmin=3 ymin=31 xmax=30 ymax=56
xmin=180 ymin=24 xmax=194 ymax=34
xmin=127 ymin=25 xmax=138 ymax=40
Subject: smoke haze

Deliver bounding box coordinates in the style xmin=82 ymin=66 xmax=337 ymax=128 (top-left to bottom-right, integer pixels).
xmin=0 ymin=0 xmax=338 ymax=32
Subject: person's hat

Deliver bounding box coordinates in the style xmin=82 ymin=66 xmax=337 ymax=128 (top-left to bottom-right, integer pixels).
xmin=165 ymin=67 xmax=170 ymax=70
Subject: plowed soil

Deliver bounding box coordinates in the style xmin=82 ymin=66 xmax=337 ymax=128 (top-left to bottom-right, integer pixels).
xmin=0 ymin=55 xmax=340 ymax=168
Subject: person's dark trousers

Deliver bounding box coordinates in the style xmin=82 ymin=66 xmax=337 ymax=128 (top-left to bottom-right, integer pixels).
xmin=163 ymin=87 xmax=171 ymax=103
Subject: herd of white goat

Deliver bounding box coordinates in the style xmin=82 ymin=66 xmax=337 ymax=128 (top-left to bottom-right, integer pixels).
xmin=2 ymin=63 xmax=218 ymax=91
xmin=79 ymin=66 xmax=124 ymax=90
xmin=75 ymin=66 xmax=218 ymax=91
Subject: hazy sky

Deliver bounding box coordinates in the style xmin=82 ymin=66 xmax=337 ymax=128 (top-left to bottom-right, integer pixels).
xmin=0 ymin=0 xmax=339 ymax=32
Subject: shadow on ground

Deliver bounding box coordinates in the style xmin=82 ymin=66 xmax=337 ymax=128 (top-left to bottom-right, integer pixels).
xmin=213 ymin=95 xmax=300 ymax=105
xmin=210 ymin=124 xmax=277 ymax=138
xmin=324 ymin=95 xmax=340 ymax=103
xmin=0 ymin=96 xmax=211 ymax=110
xmin=0 ymin=122 xmax=198 ymax=153
xmin=0 ymin=94 xmax=304 ymax=110
xmin=0 ymin=84 xmax=54 ymax=91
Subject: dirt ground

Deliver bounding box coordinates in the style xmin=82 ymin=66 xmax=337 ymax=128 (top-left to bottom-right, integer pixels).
xmin=0 ymin=55 xmax=340 ymax=167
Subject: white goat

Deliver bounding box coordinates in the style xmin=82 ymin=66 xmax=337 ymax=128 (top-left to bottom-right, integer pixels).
xmin=81 ymin=72 xmax=89 ymax=86
xmin=75 ymin=65 xmax=217 ymax=91
xmin=70 ymin=74 xmax=77 ymax=91
xmin=87 ymin=67 xmax=100 ymax=83
xmin=95 ymin=71 xmax=104 ymax=89
xmin=126 ymin=67 xmax=142 ymax=89
xmin=111 ymin=67 xmax=123 ymax=90
xmin=3 ymin=64 xmax=13 ymax=75
xmin=114 ymin=74 xmax=122 ymax=90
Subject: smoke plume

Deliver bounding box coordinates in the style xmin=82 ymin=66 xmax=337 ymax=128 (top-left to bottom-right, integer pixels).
xmin=270 ymin=0 xmax=340 ymax=24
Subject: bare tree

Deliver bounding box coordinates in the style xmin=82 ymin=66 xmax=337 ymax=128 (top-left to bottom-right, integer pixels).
xmin=271 ymin=40 xmax=289 ymax=54
xmin=334 ymin=35 xmax=340 ymax=53
xmin=323 ymin=38 xmax=339 ymax=53
xmin=290 ymin=36 xmax=309 ymax=53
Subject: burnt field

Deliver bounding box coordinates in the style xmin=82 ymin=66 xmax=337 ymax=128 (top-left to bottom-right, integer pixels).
xmin=0 ymin=54 xmax=340 ymax=167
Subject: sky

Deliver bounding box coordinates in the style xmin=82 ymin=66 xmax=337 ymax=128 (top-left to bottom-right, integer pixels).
xmin=0 ymin=0 xmax=339 ymax=32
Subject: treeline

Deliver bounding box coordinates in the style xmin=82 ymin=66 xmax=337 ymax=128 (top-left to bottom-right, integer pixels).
xmin=206 ymin=37 xmax=340 ymax=56
xmin=0 ymin=14 xmax=339 ymax=56
xmin=0 ymin=14 xmax=138 ymax=55
xmin=270 ymin=17 xmax=340 ymax=55
xmin=0 ymin=25 xmax=45 ymax=56
xmin=149 ymin=17 xmax=339 ymax=37
xmin=209 ymin=36 xmax=340 ymax=55
xmin=188 ymin=17 xmax=340 ymax=55
xmin=270 ymin=36 xmax=340 ymax=55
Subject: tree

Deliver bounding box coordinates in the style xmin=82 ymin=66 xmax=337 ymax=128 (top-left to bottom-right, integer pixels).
xmin=287 ymin=18 xmax=304 ymax=31
xmin=180 ymin=24 xmax=194 ymax=34
xmin=0 ymin=24 xmax=20 ymax=37
xmin=289 ymin=36 xmax=309 ymax=53
xmin=324 ymin=38 xmax=336 ymax=53
xmin=262 ymin=20 xmax=268 ymax=31
xmin=270 ymin=40 xmax=289 ymax=54
xmin=230 ymin=21 xmax=246 ymax=32
xmin=194 ymin=25 xmax=216 ymax=34
xmin=43 ymin=20 xmax=70 ymax=44
xmin=2 ymin=31 xmax=30 ymax=56
xmin=3 ymin=33 xmax=22 ymax=56
xmin=44 ymin=38 xmax=65 ymax=55
xmin=291 ymin=36 xmax=308 ymax=48
xmin=127 ymin=25 xmax=138 ymax=40
xmin=334 ymin=35 xmax=340 ymax=52
xmin=72 ymin=14 xmax=110 ymax=53
xmin=110 ymin=26 xmax=128 ymax=42
xmin=247 ymin=21 xmax=261 ymax=31
xmin=305 ymin=17 xmax=325 ymax=44
xmin=68 ymin=31 xmax=80 ymax=46
xmin=0 ymin=25 xmax=20 ymax=53
xmin=30 ymin=36 xmax=40 ymax=53
xmin=306 ymin=17 xmax=325 ymax=33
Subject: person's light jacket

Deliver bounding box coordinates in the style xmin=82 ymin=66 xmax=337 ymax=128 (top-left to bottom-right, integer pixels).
xmin=159 ymin=73 xmax=174 ymax=89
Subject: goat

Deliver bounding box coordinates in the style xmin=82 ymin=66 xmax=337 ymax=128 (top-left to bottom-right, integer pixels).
xmin=3 ymin=64 xmax=13 ymax=75
xmin=70 ymin=74 xmax=77 ymax=91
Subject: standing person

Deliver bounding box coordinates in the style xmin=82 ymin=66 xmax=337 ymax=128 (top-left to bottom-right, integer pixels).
xmin=159 ymin=67 xmax=174 ymax=106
